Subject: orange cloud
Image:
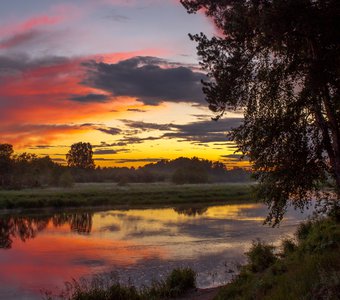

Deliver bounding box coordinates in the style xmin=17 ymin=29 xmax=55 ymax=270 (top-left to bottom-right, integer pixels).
xmin=0 ymin=49 xmax=168 ymax=149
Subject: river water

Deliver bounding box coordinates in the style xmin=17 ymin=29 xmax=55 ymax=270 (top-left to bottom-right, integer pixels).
xmin=0 ymin=202 xmax=313 ymax=299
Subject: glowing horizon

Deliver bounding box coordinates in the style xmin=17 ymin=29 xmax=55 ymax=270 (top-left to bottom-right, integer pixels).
xmin=0 ymin=0 xmax=249 ymax=169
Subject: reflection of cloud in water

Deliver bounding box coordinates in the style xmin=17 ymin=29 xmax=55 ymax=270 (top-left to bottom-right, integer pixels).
xmin=71 ymin=258 xmax=108 ymax=267
xmin=99 ymin=224 xmax=121 ymax=232
xmin=0 ymin=202 xmax=314 ymax=298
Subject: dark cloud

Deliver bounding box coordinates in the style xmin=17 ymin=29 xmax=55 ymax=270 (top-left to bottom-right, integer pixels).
xmin=221 ymin=154 xmax=249 ymax=161
xmin=0 ymin=30 xmax=42 ymax=49
xmin=118 ymin=136 xmax=160 ymax=145
xmin=82 ymin=56 xmax=206 ymax=105
xmin=121 ymin=118 xmax=243 ymax=144
xmin=94 ymin=148 xmax=129 ymax=155
xmin=112 ymin=158 xmax=163 ymax=164
xmin=121 ymin=120 xmax=173 ymax=131
xmin=92 ymin=158 xmax=163 ymax=163
xmin=97 ymin=127 xmax=122 ymax=135
xmin=164 ymin=118 xmax=243 ymax=143
xmin=93 ymin=158 xmax=118 ymax=161
xmin=127 ymin=108 xmax=147 ymax=113
xmin=70 ymin=93 xmax=110 ymax=103
xmin=94 ymin=149 xmax=118 ymax=155
xmin=0 ymin=54 xmax=69 ymax=78
xmin=28 ymin=144 xmax=68 ymax=150
xmin=94 ymin=141 xmax=128 ymax=147
xmin=213 ymin=142 xmax=237 ymax=146
xmin=191 ymin=114 xmax=211 ymax=121
xmin=28 ymin=145 xmax=54 ymax=149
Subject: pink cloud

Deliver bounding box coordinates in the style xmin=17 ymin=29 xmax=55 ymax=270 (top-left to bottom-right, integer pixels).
xmin=0 ymin=16 xmax=63 ymax=38
xmin=0 ymin=49 xmax=168 ymax=149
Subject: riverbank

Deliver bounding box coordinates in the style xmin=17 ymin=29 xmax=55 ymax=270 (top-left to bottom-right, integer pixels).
xmin=215 ymin=214 xmax=340 ymax=299
xmin=0 ymin=182 xmax=253 ymax=210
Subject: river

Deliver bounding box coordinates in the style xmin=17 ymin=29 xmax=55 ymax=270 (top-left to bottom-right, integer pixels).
xmin=0 ymin=202 xmax=313 ymax=299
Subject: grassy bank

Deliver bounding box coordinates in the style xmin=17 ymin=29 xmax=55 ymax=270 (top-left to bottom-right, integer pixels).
xmin=45 ymin=268 xmax=196 ymax=300
xmin=0 ymin=182 xmax=253 ymax=210
xmin=215 ymin=214 xmax=340 ymax=300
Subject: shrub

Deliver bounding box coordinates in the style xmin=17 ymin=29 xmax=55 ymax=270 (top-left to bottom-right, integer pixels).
xmin=165 ymin=268 xmax=196 ymax=297
xmin=282 ymin=239 xmax=297 ymax=256
xmin=296 ymin=220 xmax=313 ymax=241
xmin=246 ymin=240 xmax=277 ymax=273
xmin=46 ymin=268 xmax=196 ymax=300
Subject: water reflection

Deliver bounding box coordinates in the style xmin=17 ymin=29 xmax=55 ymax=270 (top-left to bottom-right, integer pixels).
xmin=0 ymin=205 xmax=213 ymax=249
xmin=174 ymin=206 xmax=208 ymax=217
xmin=0 ymin=212 xmax=93 ymax=249
xmin=0 ymin=203 xmax=313 ymax=300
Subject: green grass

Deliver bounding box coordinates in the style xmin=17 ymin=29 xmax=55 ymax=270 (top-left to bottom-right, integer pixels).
xmin=44 ymin=268 xmax=196 ymax=300
xmin=0 ymin=182 xmax=254 ymax=210
xmin=215 ymin=215 xmax=340 ymax=300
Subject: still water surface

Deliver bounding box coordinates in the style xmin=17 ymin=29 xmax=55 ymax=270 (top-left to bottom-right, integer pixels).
xmin=0 ymin=202 xmax=313 ymax=299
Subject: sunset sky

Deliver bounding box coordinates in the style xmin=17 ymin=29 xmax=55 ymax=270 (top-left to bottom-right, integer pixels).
xmin=0 ymin=0 xmax=246 ymax=168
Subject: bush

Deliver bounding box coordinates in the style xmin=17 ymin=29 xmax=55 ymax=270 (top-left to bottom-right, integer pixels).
xmin=296 ymin=220 xmax=313 ymax=241
xmin=282 ymin=239 xmax=297 ymax=256
xmin=246 ymin=240 xmax=277 ymax=273
xmin=46 ymin=268 xmax=196 ymax=300
xmin=165 ymin=268 xmax=196 ymax=297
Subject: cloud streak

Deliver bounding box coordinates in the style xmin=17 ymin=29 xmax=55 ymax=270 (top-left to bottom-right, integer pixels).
xmin=120 ymin=118 xmax=243 ymax=144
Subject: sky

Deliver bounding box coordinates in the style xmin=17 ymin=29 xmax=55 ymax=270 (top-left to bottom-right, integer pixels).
xmin=0 ymin=0 xmax=247 ymax=168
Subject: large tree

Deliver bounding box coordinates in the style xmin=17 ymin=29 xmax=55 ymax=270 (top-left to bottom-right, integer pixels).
xmin=66 ymin=142 xmax=95 ymax=169
xmin=181 ymin=0 xmax=340 ymax=224
xmin=0 ymin=144 xmax=14 ymax=187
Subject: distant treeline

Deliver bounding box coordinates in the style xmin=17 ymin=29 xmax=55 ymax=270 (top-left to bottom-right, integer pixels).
xmin=0 ymin=143 xmax=252 ymax=189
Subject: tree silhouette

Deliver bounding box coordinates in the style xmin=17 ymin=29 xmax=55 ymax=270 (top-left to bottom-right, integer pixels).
xmin=0 ymin=144 xmax=14 ymax=187
xmin=66 ymin=142 xmax=95 ymax=169
xmin=181 ymin=0 xmax=340 ymax=224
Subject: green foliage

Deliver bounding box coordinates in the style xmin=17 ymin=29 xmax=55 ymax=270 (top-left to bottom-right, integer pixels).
xmin=66 ymin=142 xmax=95 ymax=169
xmin=0 ymin=144 xmax=14 ymax=187
xmin=246 ymin=240 xmax=276 ymax=273
xmin=165 ymin=268 xmax=196 ymax=297
xmin=0 ymin=150 xmax=63 ymax=189
xmin=216 ymin=217 xmax=340 ymax=300
xmin=45 ymin=268 xmax=196 ymax=300
xmin=181 ymin=0 xmax=340 ymax=225
xmin=0 ymin=145 xmax=252 ymax=191
xmin=296 ymin=220 xmax=314 ymax=241
xmin=0 ymin=182 xmax=252 ymax=210
xmin=281 ymin=239 xmax=296 ymax=256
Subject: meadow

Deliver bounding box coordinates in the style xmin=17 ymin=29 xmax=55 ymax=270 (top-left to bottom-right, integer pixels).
xmin=0 ymin=182 xmax=254 ymax=210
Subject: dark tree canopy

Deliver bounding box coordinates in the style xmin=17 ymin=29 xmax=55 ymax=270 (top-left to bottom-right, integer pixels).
xmin=181 ymin=0 xmax=340 ymax=224
xmin=0 ymin=144 xmax=14 ymax=187
xmin=66 ymin=142 xmax=95 ymax=169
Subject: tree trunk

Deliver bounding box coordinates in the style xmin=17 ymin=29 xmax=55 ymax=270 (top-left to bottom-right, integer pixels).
xmin=313 ymin=101 xmax=340 ymax=196
xmin=323 ymin=91 xmax=340 ymax=196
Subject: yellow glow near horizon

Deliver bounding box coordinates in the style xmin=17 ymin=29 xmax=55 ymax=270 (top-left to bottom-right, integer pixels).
xmin=15 ymin=102 xmax=249 ymax=169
